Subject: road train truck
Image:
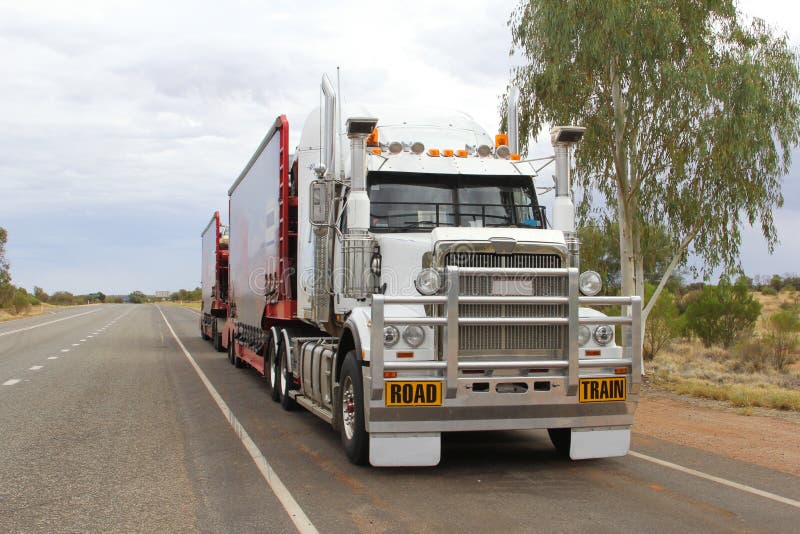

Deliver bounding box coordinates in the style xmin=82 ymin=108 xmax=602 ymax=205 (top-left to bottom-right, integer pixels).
xmin=200 ymin=210 xmax=229 ymax=352
xmin=221 ymin=77 xmax=642 ymax=467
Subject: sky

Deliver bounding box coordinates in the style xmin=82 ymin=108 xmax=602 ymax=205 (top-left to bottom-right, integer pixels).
xmin=0 ymin=0 xmax=798 ymax=294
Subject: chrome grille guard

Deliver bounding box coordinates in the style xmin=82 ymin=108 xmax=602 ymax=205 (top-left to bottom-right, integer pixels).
xmin=369 ymin=266 xmax=642 ymax=402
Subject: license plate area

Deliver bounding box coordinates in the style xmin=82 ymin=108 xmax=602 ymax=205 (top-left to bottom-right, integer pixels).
xmin=579 ymin=377 xmax=627 ymax=403
xmin=385 ymin=381 xmax=443 ymax=407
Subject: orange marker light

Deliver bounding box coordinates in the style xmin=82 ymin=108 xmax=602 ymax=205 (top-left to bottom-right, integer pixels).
xmin=443 ymin=149 xmax=454 ymax=157
xmin=456 ymin=149 xmax=468 ymax=158
xmin=366 ymin=128 xmax=379 ymax=147
xmin=585 ymin=349 xmax=601 ymax=357
xmin=495 ymin=133 xmax=508 ymax=147
xmin=615 ymin=367 xmax=628 ymax=375
xmin=370 ymin=148 xmax=382 ymax=155
xmin=384 ymin=371 xmax=397 ymax=378
xmin=428 ymin=148 xmax=440 ymax=157
xmin=510 ymin=153 xmax=521 ymax=161
xmin=396 ymin=351 xmax=413 ymax=358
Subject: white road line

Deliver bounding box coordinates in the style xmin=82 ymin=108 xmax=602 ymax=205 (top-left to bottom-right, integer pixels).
xmin=157 ymin=306 xmax=318 ymax=534
xmin=87 ymin=335 xmax=93 ymax=338
xmin=60 ymin=349 xmax=70 ymax=353
xmin=2 ymin=379 xmax=21 ymax=386
xmin=80 ymin=339 xmax=86 ymax=342
xmin=29 ymin=366 xmax=43 ymax=371
xmin=71 ymin=343 xmax=80 ymax=346
xmin=48 ymin=356 xmax=58 ymax=360
xmin=0 ymin=309 xmax=100 ymax=337
xmin=629 ymin=451 xmax=800 ymax=509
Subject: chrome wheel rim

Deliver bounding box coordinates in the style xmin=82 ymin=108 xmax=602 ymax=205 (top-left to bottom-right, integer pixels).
xmin=341 ymin=375 xmax=355 ymax=440
xmin=279 ymin=355 xmax=287 ymax=394
xmin=269 ymin=347 xmax=277 ymax=388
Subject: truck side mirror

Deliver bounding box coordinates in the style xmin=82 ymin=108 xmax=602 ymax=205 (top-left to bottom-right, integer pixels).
xmin=310 ymin=181 xmax=328 ymax=225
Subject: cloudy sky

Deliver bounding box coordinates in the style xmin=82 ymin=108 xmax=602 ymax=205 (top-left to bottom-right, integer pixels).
xmin=1 ymin=0 xmax=798 ymax=294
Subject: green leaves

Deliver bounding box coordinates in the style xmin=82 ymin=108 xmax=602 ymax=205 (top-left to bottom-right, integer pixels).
xmin=509 ymin=0 xmax=800 ymax=291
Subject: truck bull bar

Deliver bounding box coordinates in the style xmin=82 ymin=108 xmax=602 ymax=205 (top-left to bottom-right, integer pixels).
xmin=369 ymin=266 xmax=642 ymax=402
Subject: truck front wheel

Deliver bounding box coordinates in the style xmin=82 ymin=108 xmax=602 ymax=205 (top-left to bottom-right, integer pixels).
xmin=339 ymin=351 xmax=368 ymax=465
xmin=548 ymin=428 xmax=571 ymax=456
xmin=278 ymin=335 xmax=297 ymax=411
xmin=266 ymin=337 xmax=280 ymax=402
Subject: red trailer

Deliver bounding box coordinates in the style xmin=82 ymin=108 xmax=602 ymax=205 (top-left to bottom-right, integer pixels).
xmin=200 ymin=210 xmax=229 ymax=352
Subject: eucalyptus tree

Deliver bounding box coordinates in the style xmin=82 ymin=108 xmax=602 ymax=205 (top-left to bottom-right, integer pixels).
xmin=508 ymin=0 xmax=800 ymax=321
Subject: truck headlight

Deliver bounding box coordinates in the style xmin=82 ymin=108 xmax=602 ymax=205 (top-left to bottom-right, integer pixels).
xmin=578 ymin=325 xmax=591 ymax=346
xmin=384 ymin=326 xmax=400 ymax=347
xmin=402 ymin=325 xmax=425 ymax=347
xmin=593 ymin=325 xmax=614 ymax=345
xmin=415 ymin=268 xmax=441 ymax=295
xmin=579 ymin=271 xmax=602 ymax=296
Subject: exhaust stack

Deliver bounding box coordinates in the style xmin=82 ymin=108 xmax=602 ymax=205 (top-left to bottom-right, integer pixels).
xmin=550 ymin=126 xmax=586 ymax=234
xmin=508 ymin=86 xmax=519 ymax=155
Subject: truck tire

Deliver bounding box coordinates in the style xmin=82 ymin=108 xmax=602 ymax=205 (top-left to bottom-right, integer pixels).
xmin=227 ymin=338 xmax=235 ymax=365
xmin=548 ymin=428 xmax=571 ymax=457
xmin=338 ymin=351 xmax=369 ymax=465
xmin=212 ymin=322 xmax=222 ymax=352
xmin=278 ymin=336 xmax=297 ymax=411
xmin=201 ymin=316 xmax=210 ymax=340
xmin=266 ymin=336 xmax=280 ymax=402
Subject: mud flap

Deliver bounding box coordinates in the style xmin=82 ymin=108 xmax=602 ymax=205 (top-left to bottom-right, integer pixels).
xmin=369 ymin=433 xmax=441 ymax=467
xmin=570 ymin=427 xmax=630 ymax=460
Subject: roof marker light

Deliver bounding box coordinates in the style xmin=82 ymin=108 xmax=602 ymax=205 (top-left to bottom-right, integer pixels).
xmin=495 ymin=133 xmax=508 ymax=147
xmin=428 ymin=148 xmax=440 ymax=157
xmin=366 ymin=128 xmax=379 ymax=147
xmin=477 ymin=144 xmax=492 ymax=157
xmin=411 ymin=142 xmax=425 ymax=154
xmin=443 ymin=149 xmax=454 ymax=157
xmin=510 ymin=153 xmax=521 ymax=161
xmin=370 ymin=148 xmax=382 ymax=155
xmin=388 ymin=141 xmax=403 ymax=154
xmin=456 ymin=149 xmax=468 ymax=158
xmin=496 ymin=145 xmax=511 ymax=159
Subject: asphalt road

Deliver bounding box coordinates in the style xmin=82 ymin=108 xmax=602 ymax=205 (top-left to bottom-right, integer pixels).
xmin=1 ymin=304 xmax=797 ymax=533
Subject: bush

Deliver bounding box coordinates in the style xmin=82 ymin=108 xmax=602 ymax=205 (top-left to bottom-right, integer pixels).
xmin=644 ymin=285 xmax=682 ymax=360
xmin=684 ymin=278 xmax=762 ymax=348
xmin=49 ymin=291 xmax=75 ymax=306
xmin=13 ymin=289 xmax=30 ymax=314
xmin=760 ymin=286 xmax=778 ymax=296
xmin=764 ymin=309 xmax=800 ymax=370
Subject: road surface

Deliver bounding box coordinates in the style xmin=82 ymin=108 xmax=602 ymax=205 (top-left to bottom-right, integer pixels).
xmin=1 ymin=304 xmax=797 ymax=532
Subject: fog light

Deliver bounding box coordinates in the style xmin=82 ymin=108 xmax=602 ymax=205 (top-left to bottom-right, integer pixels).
xmin=384 ymin=326 xmax=400 ymax=347
xmin=578 ymin=325 xmax=591 ymax=346
xmin=593 ymin=325 xmax=613 ymax=345
xmin=403 ymin=325 xmax=425 ymax=347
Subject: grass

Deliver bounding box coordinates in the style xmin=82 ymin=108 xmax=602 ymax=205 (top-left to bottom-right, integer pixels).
xmin=649 ymin=337 xmax=800 ymax=412
xmin=0 ymin=303 xmax=60 ymax=323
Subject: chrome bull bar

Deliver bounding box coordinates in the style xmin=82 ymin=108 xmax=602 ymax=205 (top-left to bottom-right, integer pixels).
xmin=369 ymin=266 xmax=642 ymax=402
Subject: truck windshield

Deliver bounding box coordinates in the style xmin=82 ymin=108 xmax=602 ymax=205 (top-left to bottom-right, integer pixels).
xmin=367 ymin=172 xmax=546 ymax=232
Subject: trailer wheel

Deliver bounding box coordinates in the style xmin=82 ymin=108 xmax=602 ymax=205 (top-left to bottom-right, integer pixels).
xmin=266 ymin=337 xmax=280 ymax=402
xmin=212 ymin=322 xmax=222 ymax=352
xmin=201 ymin=316 xmax=210 ymax=340
xmin=548 ymin=428 xmax=571 ymax=457
xmin=338 ymin=351 xmax=368 ymax=465
xmin=227 ymin=338 xmax=235 ymax=365
xmin=278 ymin=336 xmax=297 ymax=411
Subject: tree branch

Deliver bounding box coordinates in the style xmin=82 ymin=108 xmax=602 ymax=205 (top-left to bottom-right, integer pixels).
xmin=642 ymin=223 xmax=701 ymax=322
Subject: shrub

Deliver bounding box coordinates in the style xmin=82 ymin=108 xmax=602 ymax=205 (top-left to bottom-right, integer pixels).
xmin=49 ymin=291 xmax=75 ymax=305
xmin=13 ymin=289 xmax=30 ymax=314
xmin=760 ymin=286 xmax=778 ymax=296
xmin=684 ymin=278 xmax=762 ymax=348
xmin=644 ymin=285 xmax=682 ymax=360
xmin=764 ymin=309 xmax=800 ymax=370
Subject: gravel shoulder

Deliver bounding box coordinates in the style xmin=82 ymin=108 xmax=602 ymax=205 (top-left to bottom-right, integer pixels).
xmin=634 ymin=384 xmax=800 ymax=476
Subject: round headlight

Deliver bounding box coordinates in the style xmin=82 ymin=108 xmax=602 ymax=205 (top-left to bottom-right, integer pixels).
xmin=415 ymin=268 xmax=441 ymax=295
xmin=410 ymin=141 xmax=425 ymax=155
xmin=384 ymin=326 xmax=400 ymax=347
xmin=477 ymin=144 xmax=492 ymax=157
xmin=579 ymin=270 xmax=602 ymax=296
xmin=593 ymin=325 xmax=614 ymax=345
xmin=496 ymin=144 xmax=511 ymax=159
xmin=388 ymin=141 xmax=403 ymax=154
xmin=578 ymin=325 xmax=591 ymax=346
xmin=403 ymin=325 xmax=425 ymax=347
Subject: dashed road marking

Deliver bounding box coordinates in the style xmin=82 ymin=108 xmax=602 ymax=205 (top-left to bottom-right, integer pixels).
xmin=80 ymin=339 xmax=86 ymax=341
xmin=29 ymin=366 xmax=43 ymax=371
xmin=0 ymin=309 xmax=101 ymax=337
xmin=157 ymin=306 xmax=319 ymax=534
xmin=2 ymin=379 xmax=21 ymax=386
xmin=629 ymin=451 xmax=800 ymax=509
xmin=48 ymin=356 xmax=58 ymax=360
xmin=87 ymin=335 xmax=93 ymax=338
xmin=60 ymin=349 xmax=70 ymax=353
xmin=71 ymin=343 xmax=80 ymax=346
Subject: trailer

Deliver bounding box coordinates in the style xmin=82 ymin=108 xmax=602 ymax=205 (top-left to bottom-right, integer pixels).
xmin=221 ymin=77 xmax=642 ymax=466
xmin=200 ymin=210 xmax=229 ymax=352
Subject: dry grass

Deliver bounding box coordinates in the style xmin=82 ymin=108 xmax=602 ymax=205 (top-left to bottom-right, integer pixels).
xmin=0 ymin=303 xmax=61 ymax=323
xmin=753 ymin=289 xmax=799 ymax=335
xmin=649 ymin=336 xmax=800 ymax=411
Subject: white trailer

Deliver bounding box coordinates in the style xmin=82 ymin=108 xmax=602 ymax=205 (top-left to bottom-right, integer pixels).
xmin=221 ymin=77 xmax=642 ymax=466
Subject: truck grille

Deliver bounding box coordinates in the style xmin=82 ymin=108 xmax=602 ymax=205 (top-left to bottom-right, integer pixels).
xmin=444 ymin=252 xmax=567 ymax=354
